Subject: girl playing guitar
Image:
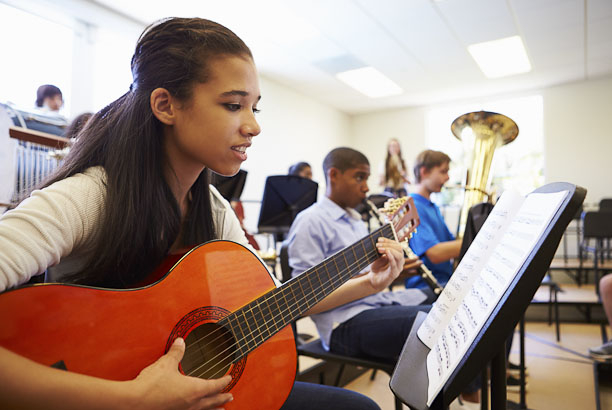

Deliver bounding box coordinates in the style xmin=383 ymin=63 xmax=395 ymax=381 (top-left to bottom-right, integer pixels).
xmin=0 ymin=18 xmax=408 ymax=410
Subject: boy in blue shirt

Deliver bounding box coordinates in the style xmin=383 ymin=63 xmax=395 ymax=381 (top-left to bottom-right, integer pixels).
xmin=406 ymin=150 xmax=461 ymax=289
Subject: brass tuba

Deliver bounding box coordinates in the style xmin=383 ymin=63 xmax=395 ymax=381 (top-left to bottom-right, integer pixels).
xmin=451 ymin=111 xmax=518 ymax=237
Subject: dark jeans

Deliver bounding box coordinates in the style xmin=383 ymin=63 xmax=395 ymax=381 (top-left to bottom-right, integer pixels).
xmin=280 ymin=381 xmax=380 ymax=410
xmin=329 ymin=304 xmax=431 ymax=365
xmin=329 ymin=304 xmax=481 ymax=395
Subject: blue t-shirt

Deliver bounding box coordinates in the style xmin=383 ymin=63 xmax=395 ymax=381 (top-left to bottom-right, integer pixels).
xmin=405 ymin=193 xmax=454 ymax=288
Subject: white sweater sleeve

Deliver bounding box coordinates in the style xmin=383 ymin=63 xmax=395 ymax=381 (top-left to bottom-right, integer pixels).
xmin=0 ymin=168 xmax=106 ymax=291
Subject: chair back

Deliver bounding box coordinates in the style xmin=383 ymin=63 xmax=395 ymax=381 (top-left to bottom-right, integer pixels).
xmin=599 ymin=198 xmax=612 ymax=212
xmin=458 ymin=201 xmax=495 ymax=263
xmin=583 ymin=211 xmax=612 ymax=239
xmin=280 ymin=241 xmax=292 ymax=283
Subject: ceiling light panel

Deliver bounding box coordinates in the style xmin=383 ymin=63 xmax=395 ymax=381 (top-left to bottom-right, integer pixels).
xmin=336 ymin=66 xmax=403 ymax=98
xmin=468 ymin=35 xmax=532 ymax=78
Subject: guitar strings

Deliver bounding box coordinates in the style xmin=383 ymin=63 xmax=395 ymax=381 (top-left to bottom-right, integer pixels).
xmin=179 ymin=236 xmax=379 ymax=370
xmin=183 ymin=225 xmax=394 ymax=379
xmin=179 ymin=224 xmax=392 ymax=367
xmin=186 ymin=246 xmax=376 ymax=379
xmin=179 ymin=224 xmax=391 ymax=365
xmin=182 ymin=224 xmax=395 ymax=376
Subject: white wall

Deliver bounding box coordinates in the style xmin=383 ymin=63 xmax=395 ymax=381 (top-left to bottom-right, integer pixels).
xmin=543 ymin=75 xmax=612 ymax=206
xmin=350 ymin=75 xmax=612 ymax=206
xmin=350 ymin=106 xmax=428 ymax=193
xmin=240 ymin=77 xmax=351 ymax=233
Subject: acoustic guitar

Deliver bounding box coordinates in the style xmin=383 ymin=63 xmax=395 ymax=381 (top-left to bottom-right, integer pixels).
xmin=0 ymin=197 xmax=418 ymax=409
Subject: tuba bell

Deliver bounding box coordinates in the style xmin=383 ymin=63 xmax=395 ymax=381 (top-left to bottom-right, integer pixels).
xmin=451 ymin=111 xmax=518 ymax=237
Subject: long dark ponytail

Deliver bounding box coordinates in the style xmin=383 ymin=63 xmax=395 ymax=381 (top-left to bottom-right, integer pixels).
xmin=42 ymin=18 xmax=253 ymax=288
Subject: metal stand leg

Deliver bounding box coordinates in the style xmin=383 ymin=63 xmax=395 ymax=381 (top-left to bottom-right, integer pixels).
xmin=594 ymin=362 xmax=602 ymax=410
xmin=555 ymin=289 xmax=560 ymax=342
xmin=595 ymin=246 xmax=600 ymax=295
xmin=563 ymin=232 xmax=568 ymax=263
xmin=519 ymin=318 xmax=527 ymax=409
xmin=481 ymin=367 xmax=489 ymax=410
xmin=490 ymin=344 xmax=507 ymax=410
xmin=394 ymin=396 xmax=402 ymax=410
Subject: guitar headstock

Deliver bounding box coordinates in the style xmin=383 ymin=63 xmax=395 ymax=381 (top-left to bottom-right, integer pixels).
xmin=378 ymin=197 xmax=420 ymax=242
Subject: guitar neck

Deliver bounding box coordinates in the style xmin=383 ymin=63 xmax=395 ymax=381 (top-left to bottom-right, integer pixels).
xmin=224 ymin=223 xmax=396 ymax=359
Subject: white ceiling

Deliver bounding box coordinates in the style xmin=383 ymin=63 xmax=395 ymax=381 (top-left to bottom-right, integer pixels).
xmin=92 ymin=0 xmax=612 ymax=115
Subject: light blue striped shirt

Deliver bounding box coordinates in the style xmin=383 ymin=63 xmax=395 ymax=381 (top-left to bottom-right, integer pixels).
xmin=286 ymin=196 xmax=427 ymax=349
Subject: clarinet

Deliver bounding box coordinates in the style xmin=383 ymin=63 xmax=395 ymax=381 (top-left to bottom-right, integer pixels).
xmin=401 ymin=240 xmax=443 ymax=295
xmin=365 ymin=199 xmax=443 ymax=295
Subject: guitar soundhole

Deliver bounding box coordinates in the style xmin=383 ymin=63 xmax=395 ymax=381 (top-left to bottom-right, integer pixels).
xmin=181 ymin=322 xmax=236 ymax=379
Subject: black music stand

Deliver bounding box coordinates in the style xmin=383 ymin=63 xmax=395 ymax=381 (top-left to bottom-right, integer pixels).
xmin=354 ymin=193 xmax=394 ymax=224
xmin=390 ymin=182 xmax=586 ymax=410
xmin=211 ymin=169 xmax=248 ymax=202
xmin=257 ymin=175 xmax=318 ymax=242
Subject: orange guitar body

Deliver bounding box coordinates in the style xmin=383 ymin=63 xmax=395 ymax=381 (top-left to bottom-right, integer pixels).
xmin=0 ymin=241 xmax=297 ymax=410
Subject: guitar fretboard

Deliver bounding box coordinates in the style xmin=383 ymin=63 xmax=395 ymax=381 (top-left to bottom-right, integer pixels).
xmin=221 ymin=223 xmax=396 ymax=359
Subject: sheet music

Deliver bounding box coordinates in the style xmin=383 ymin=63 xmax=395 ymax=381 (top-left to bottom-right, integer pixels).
xmin=424 ymin=190 xmax=568 ymax=406
xmin=417 ymin=190 xmax=525 ymax=348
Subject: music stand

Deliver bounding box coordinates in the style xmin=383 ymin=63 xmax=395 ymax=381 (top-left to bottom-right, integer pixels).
xmin=211 ymin=169 xmax=248 ymax=202
xmin=257 ymin=175 xmax=318 ymax=241
xmin=390 ymin=182 xmax=586 ymax=410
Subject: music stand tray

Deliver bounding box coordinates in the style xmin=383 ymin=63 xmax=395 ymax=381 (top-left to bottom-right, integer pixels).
xmin=257 ymin=175 xmax=318 ymax=237
xmin=390 ymin=182 xmax=586 ymax=410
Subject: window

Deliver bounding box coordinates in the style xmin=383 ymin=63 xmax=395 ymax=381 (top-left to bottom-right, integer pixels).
xmin=91 ymin=26 xmax=136 ymax=111
xmin=0 ymin=3 xmax=73 ymax=115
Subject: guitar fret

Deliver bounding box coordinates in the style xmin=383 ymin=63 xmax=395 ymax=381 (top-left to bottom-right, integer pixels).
xmin=341 ymin=252 xmax=350 ymax=277
xmin=323 ymin=261 xmax=332 ymax=283
xmin=340 ymin=252 xmax=349 ymax=277
xmin=332 ymin=254 xmax=347 ymax=282
xmin=249 ymin=303 xmax=266 ymax=343
xmin=266 ymin=297 xmax=279 ymax=334
xmin=286 ymin=284 xmax=297 ymax=319
xmin=231 ymin=313 xmax=249 ymax=358
xmin=279 ymin=287 xmax=292 ymax=323
xmin=350 ymin=244 xmax=359 ymax=267
xmin=304 ymin=274 xmax=314 ymax=310
xmin=273 ymin=289 xmax=286 ymax=330
xmin=225 ymin=315 xmax=246 ymax=358
xmin=369 ymin=231 xmax=377 ymax=250
xmin=314 ymin=269 xmax=326 ymax=298
xmin=240 ymin=310 xmax=255 ymax=351
xmin=289 ymin=282 xmax=300 ymax=315
xmin=280 ymin=284 xmax=298 ymax=326
xmin=332 ymin=257 xmax=341 ymax=278
xmin=360 ymin=238 xmax=368 ymax=261
xmin=294 ymin=276 xmax=307 ymax=312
